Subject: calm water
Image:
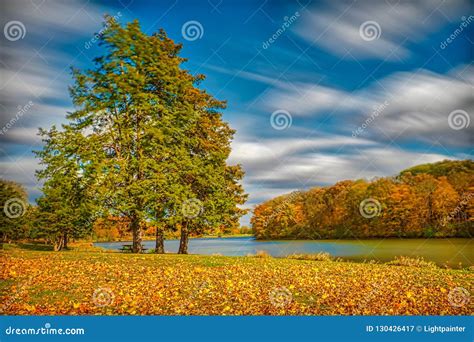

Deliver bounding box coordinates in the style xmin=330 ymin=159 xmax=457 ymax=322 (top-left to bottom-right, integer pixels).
xmin=95 ymin=237 xmax=474 ymax=267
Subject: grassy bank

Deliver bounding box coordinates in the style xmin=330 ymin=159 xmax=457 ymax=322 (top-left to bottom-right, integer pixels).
xmin=0 ymin=244 xmax=472 ymax=315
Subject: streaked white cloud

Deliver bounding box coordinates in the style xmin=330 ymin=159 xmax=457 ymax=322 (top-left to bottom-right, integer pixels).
xmin=294 ymin=0 xmax=469 ymax=60
xmin=228 ymin=134 xmax=376 ymax=167
xmin=259 ymin=66 xmax=473 ymax=147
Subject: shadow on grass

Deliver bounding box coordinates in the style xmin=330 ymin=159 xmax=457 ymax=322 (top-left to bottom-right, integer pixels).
xmin=15 ymin=243 xmax=54 ymax=251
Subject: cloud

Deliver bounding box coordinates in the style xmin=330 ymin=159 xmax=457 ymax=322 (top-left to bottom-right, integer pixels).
xmin=203 ymin=64 xmax=290 ymax=90
xmin=228 ymin=134 xmax=376 ymax=169
xmin=259 ymin=82 xmax=362 ymax=116
xmin=0 ymin=0 xmax=110 ymax=202
xmin=260 ymin=66 xmax=474 ymax=147
xmin=366 ymin=66 xmax=474 ymax=147
xmin=294 ymin=0 xmax=469 ymax=60
xmin=2 ymin=0 xmax=107 ymax=39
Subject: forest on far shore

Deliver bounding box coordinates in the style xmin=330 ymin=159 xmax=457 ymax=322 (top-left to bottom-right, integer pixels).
xmin=251 ymin=160 xmax=474 ymax=239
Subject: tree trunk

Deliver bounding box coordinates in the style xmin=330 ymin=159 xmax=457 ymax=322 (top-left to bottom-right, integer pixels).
xmin=427 ymin=193 xmax=433 ymax=225
xmin=178 ymin=222 xmax=189 ymax=254
xmin=54 ymin=235 xmax=64 ymax=251
xmin=155 ymin=227 xmax=164 ymax=254
xmin=131 ymin=216 xmax=142 ymax=253
xmin=63 ymin=232 xmax=68 ymax=249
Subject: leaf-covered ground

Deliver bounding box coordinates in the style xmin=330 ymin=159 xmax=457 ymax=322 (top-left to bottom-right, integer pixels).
xmin=0 ymin=245 xmax=472 ymax=315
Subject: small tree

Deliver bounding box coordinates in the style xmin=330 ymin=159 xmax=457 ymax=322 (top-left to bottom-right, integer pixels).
xmin=35 ymin=127 xmax=95 ymax=250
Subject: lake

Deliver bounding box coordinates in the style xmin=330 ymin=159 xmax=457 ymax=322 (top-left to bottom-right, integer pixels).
xmin=95 ymin=237 xmax=473 ymax=267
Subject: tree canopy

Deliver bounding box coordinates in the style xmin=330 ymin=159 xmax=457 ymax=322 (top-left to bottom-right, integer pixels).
xmin=33 ymin=17 xmax=247 ymax=252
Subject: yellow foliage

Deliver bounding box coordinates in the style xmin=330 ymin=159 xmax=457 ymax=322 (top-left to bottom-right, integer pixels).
xmin=0 ymin=247 xmax=471 ymax=315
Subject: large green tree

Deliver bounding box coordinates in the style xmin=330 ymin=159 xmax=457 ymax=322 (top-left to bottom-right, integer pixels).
xmin=52 ymin=17 xmax=245 ymax=253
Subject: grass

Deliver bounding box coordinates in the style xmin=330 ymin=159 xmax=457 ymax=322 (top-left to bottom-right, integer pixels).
xmin=286 ymin=252 xmax=334 ymax=262
xmin=0 ymin=243 xmax=472 ymax=315
xmin=386 ymin=256 xmax=438 ymax=268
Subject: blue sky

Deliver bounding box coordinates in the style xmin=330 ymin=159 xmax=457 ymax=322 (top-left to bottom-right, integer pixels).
xmin=1 ymin=0 xmax=473 ymax=225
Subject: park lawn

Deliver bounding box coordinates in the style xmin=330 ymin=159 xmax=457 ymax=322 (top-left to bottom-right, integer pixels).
xmin=0 ymin=244 xmax=472 ymax=315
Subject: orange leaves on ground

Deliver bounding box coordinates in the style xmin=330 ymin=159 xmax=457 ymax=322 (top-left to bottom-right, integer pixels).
xmin=0 ymin=248 xmax=472 ymax=315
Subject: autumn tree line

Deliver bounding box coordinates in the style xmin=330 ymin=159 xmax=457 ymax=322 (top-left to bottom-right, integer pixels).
xmin=251 ymin=160 xmax=474 ymax=239
xmin=0 ymin=18 xmax=247 ymax=253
